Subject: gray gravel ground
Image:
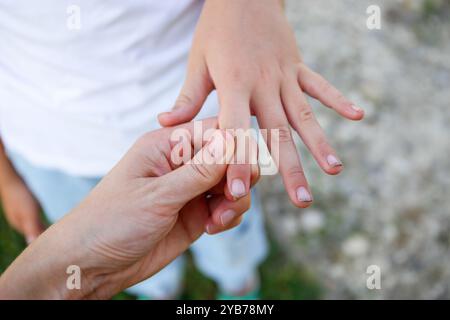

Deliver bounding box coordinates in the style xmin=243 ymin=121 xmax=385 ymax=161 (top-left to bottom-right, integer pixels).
xmin=261 ymin=0 xmax=450 ymax=299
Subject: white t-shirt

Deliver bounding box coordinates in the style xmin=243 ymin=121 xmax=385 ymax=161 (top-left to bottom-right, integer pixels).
xmin=0 ymin=0 xmax=217 ymax=176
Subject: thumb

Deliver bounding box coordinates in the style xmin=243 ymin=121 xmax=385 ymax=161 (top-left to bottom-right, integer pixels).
xmin=159 ymin=130 xmax=234 ymax=205
xmin=158 ymin=60 xmax=213 ymax=127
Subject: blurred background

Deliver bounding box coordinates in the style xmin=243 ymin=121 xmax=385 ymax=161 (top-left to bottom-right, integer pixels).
xmin=1 ymin=0 xmax=449 ymax=299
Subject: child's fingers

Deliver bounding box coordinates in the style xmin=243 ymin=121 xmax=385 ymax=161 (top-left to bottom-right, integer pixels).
xmin=224 ymin=136 xmax=258 ymax=200
xmin=207 ymin=161 xmax=259 ymax=199
xmin=205 ymin=193 xmax=250 ymax=234
xmin=281 ymin=77 xmax=343 ymax=175
xmin=253 ymin=88 xmax=313 ymax=208
xmin=297 ymin=64 xmax=364 ymax=121
xmin=217 ymin=90 xmax=252 ymax=200
xmin=158 ymin=58 xmax=214 ymax=127
xmin=226 ymin=164 xmax=251 ymax=200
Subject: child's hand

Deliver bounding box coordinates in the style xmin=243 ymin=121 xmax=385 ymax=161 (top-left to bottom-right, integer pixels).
xmin=158 ymin=0 xmax=364 ymax=207
xmin=0 ymin=176 xmax=45 ymax=244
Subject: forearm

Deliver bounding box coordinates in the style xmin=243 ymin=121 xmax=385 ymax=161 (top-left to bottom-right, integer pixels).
xmin=0 ymin=211 xmax=102 ymax=299
xmin=202 ymin=0 xmax=284 ymax=15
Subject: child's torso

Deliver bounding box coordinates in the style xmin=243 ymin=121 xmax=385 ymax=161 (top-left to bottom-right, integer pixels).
xmin=0 ymin=0 xmax=218 ymax=176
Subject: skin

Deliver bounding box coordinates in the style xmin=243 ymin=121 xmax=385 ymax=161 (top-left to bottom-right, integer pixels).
xmin=159 ymin=0 xmax=364 ymax=207
xmin=0 ymin=119 xmax=255 ymax=299
xmin=0 ymin=0 xmax=364 ymax=297
xmin=0 ymin=139 xmax=45 ymax=244
xmin=2 ymin=0 xmax=363 ymax=247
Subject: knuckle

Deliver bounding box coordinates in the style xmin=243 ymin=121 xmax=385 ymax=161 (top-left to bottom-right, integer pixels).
xmin=174 ymin=93 xmax=194 ymax=109
xmin=225 ymin=67 xmax=247 ymax=86
xmin=273 ymin=124 xmax=293 ymax=143
xmin=257 ymin=66 xmax=274 ymax=83
xmin=189 ymin=163 xmax=212 ymax=181
xmin=299 ymin=108 xmax=314 ymax=122
xmin=230 ymin=68 xmax=242 ymax=81
xmin=257 ymin=65 xmax=283 ymax=86
xmin=286 ymin=166 xmax=306 ymax=179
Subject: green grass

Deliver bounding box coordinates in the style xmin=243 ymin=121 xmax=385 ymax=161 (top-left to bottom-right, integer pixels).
xmin=0 ymin=206 xmax=27 ymax=272
xmin=0 ymin=204 xmax=321 ymax=300
xmin=180 ymin=235 xmax=322 ymax=300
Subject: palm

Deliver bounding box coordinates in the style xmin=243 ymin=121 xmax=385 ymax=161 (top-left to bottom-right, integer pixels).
xmin=92 ymin=196 xmax=209 ymax=298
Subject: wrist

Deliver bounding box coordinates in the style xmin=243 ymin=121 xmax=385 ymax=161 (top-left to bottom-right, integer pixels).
xmin=200 ymin=0 xmax=285 ymax=29
xmin=0 ymin=212 xmax=107 ymax=299
xmin=42 ymin=212 xmax=109 ymax=299
xmin=205 ymin=0 xmax=282 ymax=9
xmin=44 ymin=208 xmax=123 ymax=299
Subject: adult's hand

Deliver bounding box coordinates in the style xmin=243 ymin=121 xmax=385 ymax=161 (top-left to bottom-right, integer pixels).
xmin=158 ymin=0 xmax=364 ymax=207
xmin=0 ymin=119 xmax=255 ymax=299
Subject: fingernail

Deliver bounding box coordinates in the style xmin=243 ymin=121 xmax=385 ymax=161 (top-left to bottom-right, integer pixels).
xmin=158 ymin=111 xmax=171 ymax=117
xmin=26 ymin=236 xmax=36 ymax=245
xmin=231 ymin=179 xmax=246 ymax=198
xmin=350 ymin=104 xmax=363 ymax=113
xmin=205 ymin=134 xmax=221 ymax=160
xmin=220 ymin=210 xmax=237 ymax=226
xmin=206 ymin=223 xmax=220 ymax=235
xmin=296 ymin=187 xmax=312 ymax=202
xmin=327 ymin=154 xmax=342 ymax=167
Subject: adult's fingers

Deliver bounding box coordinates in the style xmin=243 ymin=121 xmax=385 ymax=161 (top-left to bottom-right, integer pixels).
xmin=206 ymin=216 xmax=243 ymax=235
xmin=208 ymin=161 xmax=259 ymax=198
xmin=129 ymin=118 xmax=219 ymax=177
xmin=205 ymin=193 xmax=251 ymax=234
xmin=281 ymin=77 xmax=343 ymax=175
xmin=298 ymin=64 xmax=364 ymax=121
xmin=158 ymin=130 xmax=234 ymax=206
xmin=166 ymin=117 xmax=218 ymax=156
